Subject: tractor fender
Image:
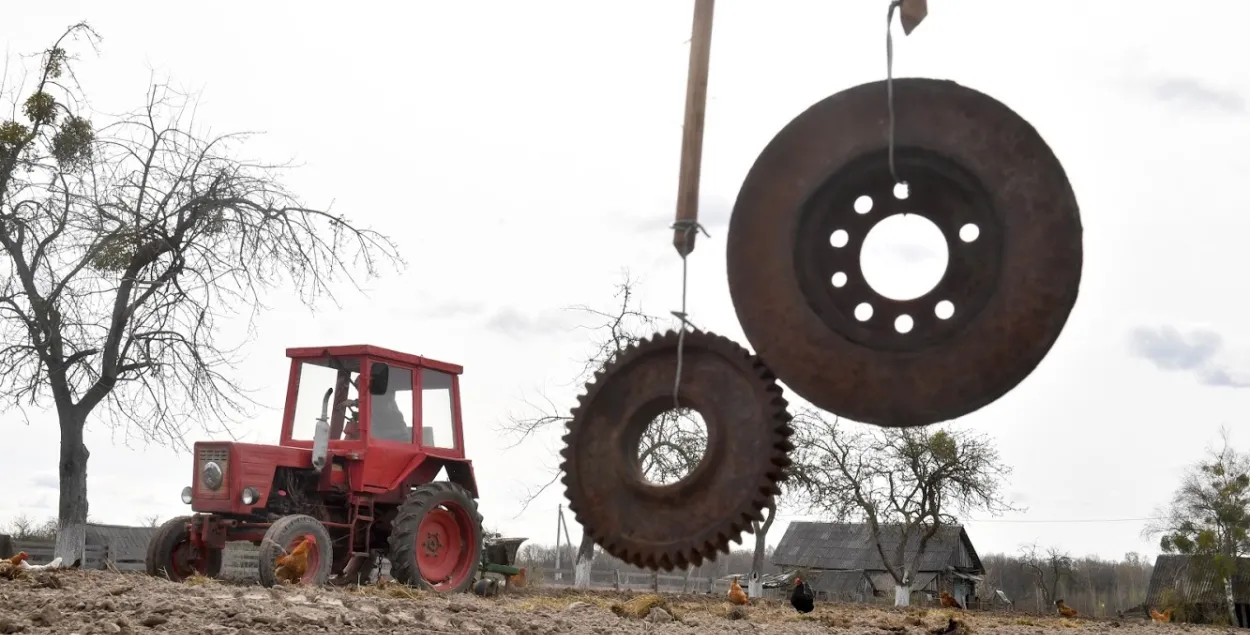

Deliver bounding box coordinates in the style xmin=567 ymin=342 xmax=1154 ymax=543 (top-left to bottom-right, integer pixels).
xmin=398 ymin=457 xmax=479 ymax=499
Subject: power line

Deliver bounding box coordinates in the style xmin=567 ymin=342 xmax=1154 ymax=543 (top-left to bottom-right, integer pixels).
xmin=965 ymin=517 xmax=1165 ymax=524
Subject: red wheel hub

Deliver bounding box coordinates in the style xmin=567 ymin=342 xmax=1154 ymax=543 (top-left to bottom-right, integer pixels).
xmin=416 ymin=505 xmax=473 ymax=590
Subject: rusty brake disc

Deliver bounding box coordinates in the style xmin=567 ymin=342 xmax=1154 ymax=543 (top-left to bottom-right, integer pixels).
xmin=560 ymin=330 xmax=793 ymax=571
xmin=727 ymin=77 xmax=1083 ymax=428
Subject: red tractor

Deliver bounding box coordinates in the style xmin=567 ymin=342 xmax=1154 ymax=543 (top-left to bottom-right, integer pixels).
xmin=144 ymin=345 xmax=485 ymax=592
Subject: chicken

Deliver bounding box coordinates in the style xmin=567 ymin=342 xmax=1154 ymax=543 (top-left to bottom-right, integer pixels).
xmin=789 ymin=576 xmax=815 ymax=613
xmin=940 ymin=591 xmax=964 ymax=609
xmin=273 ymin=537 xmax=316 ymax=584
xmin=19 ymin=556 xmax=64 ymax=571
xmin=0 ymin=552 xmax=29 ymax=580
xmin=728 ymin=575 xmax=749 ymax=606
xmin=1150 ymin=608 xmax=1173 ymax=623
xmin=1055 ymin=599 xmax=1078 ymax=618
xmin=508 ymin=567 xmax=528 ymax=589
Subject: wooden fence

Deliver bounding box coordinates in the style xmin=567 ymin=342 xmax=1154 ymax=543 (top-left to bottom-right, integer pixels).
xmin=539 ymin=567 xmax=764 ymax=596
xmin=2 ymin=538 xmax=132 ymax=571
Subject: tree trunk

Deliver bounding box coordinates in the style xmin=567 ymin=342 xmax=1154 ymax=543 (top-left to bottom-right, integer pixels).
xmin=1226 ymin=575 xmax=1238 ymax=626
xmin=895 ymin=584 xmax=912 ymax=607
xmin=574 ymin=533 xmax=594 ymax=589
xmin=749 ymin=572 xmax=762 ymax=599
xmin=54 ymin=413 xmax=89 ymax=563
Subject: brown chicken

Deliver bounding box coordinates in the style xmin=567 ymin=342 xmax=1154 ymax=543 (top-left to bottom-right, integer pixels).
xmin=508 ymin=566 xmax=528 ymax=589
xmin=1055 ymin=599 xmax=1078 ymax=618
xmin=1150 ymin=608 xmax=1173 ymax=623
xmin=273 ymin=537 xmax=315 ymax=584
xmin=0 ymin=552 xmax=28 ymax=580
xmin=728 ymin=575 xmax=749 ymax=606
xmin=940 ymin=591 xmax=964 ymax=609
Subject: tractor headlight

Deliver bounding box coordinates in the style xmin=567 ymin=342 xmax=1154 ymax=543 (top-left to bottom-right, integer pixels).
xmin=180 ymin=486 xmax=193 ymax=505
xmin=241 ymin=487 xmax=259 ymax=506
xmin=202 ymin=461 xmax=223 ymax=490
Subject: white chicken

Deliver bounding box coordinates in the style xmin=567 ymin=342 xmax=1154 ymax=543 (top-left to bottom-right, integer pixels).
xmin=19 ymin=556 xmax=65 ymax=571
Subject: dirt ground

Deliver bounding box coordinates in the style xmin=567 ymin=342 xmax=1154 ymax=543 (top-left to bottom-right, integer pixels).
xmin=0 ymin=569 xmax=1226 ymax=634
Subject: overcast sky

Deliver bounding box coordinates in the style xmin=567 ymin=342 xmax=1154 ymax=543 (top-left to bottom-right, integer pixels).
xmin=4 ymin=1 xmax=1250 ymax=565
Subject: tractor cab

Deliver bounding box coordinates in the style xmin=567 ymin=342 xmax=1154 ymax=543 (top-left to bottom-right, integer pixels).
xmin=282 ymin=345 xmax=465 ymax=457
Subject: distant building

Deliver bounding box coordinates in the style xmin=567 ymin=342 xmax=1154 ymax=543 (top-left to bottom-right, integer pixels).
xmin=771 ymin=522 xmax=985 ymax=607
xmin=1145 ymin=554 xmax=1250 ymax=627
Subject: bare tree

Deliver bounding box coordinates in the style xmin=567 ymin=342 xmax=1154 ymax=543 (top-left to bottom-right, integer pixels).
xmin=139 ymin=514 xmax=161 ymax=528
xmin=788 ymin=408 xmax=1016 ymax=606
xmin=500 ymin=271 xmax=706 ymax=589
xmin=1019 ymin=542 xmax=1075 ymax=608
xmin=0 ymin=25 xmax=402 ymax=561
xmin=1145 ymin=425 xmax=1250 ymax=626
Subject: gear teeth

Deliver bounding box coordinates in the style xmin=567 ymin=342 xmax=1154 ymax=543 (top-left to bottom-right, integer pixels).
xmin=560 ymin=328 xmax=796 ymax=572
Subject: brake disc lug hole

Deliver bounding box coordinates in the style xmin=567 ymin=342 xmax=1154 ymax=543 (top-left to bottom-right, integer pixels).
xmin=831 ymin=272 xmax=848 ymax=288
xmin=829 ymin=229 xmax=849 ymax=248
xmin=935 ymin=300 xmax=955 ymax=320
xmin=894 ymin=314 xmax=914 ymax=334
xmin=959 ymin=223 xmax=980 ymax=243
xmin=854 ymin=195 xmax=874 ymax=214
xmin=854 ymin=303 xmax=873 ymax=322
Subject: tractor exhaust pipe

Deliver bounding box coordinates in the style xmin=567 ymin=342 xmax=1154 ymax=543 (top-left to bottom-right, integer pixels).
xmin=311 ymin=388 xmax=333 ymax=471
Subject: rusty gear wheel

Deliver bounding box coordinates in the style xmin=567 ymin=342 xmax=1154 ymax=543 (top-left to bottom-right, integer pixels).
xmin=727 ymin=77 xmax=1082 ymax=428
xmin=559 ymin=330 xmax=793 ymax=571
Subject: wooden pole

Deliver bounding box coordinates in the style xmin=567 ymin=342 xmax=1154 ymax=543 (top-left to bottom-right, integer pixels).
xmin=671 ymin=0 xmax=716 ymax=257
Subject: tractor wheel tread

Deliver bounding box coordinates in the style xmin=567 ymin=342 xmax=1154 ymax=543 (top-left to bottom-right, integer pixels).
xmin=145 ymin=515 xmax=222 ymax=582
xmin=387 ymin=482 xmax=483 ymax=593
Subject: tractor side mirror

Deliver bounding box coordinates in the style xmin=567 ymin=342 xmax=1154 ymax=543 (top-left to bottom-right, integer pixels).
xmin=368 ymin=362 xmax=390 ymax=395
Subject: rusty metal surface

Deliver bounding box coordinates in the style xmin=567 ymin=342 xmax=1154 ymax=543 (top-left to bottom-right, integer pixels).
xmin=726 ymin=77 xmax=1082 ymax=428
xmin=560 ymin=330 xmax=793 ymax=571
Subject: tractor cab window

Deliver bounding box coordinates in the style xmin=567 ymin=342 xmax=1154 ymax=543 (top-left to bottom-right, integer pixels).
xmin=291 ymin=358 xmax=360 ymax=442
xmin=369 ymin=365 xmax=414 ymax=443
xmin=421 ymin=369 xmax=457 ymax=450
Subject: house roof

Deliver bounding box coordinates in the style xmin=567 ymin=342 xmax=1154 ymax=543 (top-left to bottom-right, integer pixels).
xmin=771 ymin=522 xmax=984 ymax=573
xmin=1146 ymin=554 xmax=1250 ymax=606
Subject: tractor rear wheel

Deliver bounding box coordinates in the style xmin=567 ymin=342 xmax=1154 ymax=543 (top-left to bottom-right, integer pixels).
xmin=145 ymin=516 xmax=222 ymax=582
xmin=388 ymin=482 xmax=483 ymax=593
xmin=257 ymin=514 xmax=334 ymax=587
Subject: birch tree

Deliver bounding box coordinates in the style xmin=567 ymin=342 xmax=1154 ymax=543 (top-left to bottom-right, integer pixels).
xmin=1148 ymin=426 xmax=1250 ymax=626
xmin=789 ymin=409 xmax=1015 ymax=606
xmin=0 ymin=24 xmax=401 ymax=561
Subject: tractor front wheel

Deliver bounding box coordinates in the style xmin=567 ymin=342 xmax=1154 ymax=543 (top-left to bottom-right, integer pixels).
xmin=145 ymin=516 xmax=222 ymax=582
xmin=257 ymin=514 xmax=334 ymax=587
xmin=388 ymin=482 xmax=483 ymax=593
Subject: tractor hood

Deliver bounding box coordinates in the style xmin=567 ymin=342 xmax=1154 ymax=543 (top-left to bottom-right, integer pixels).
xmin=189 ymin=441 xmax=312 ymax=514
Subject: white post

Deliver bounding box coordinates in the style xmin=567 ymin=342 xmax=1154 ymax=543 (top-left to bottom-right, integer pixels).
xmin=554 ymin=505 xmax=562 ymax=581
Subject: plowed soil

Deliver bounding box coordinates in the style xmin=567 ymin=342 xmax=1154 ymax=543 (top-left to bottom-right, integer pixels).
xmin=0 ymin=569 xmax=1219 ymax=634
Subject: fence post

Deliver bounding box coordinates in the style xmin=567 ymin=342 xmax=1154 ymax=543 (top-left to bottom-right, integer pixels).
xmin=613 ymin=569 xmax=620 ymax=591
